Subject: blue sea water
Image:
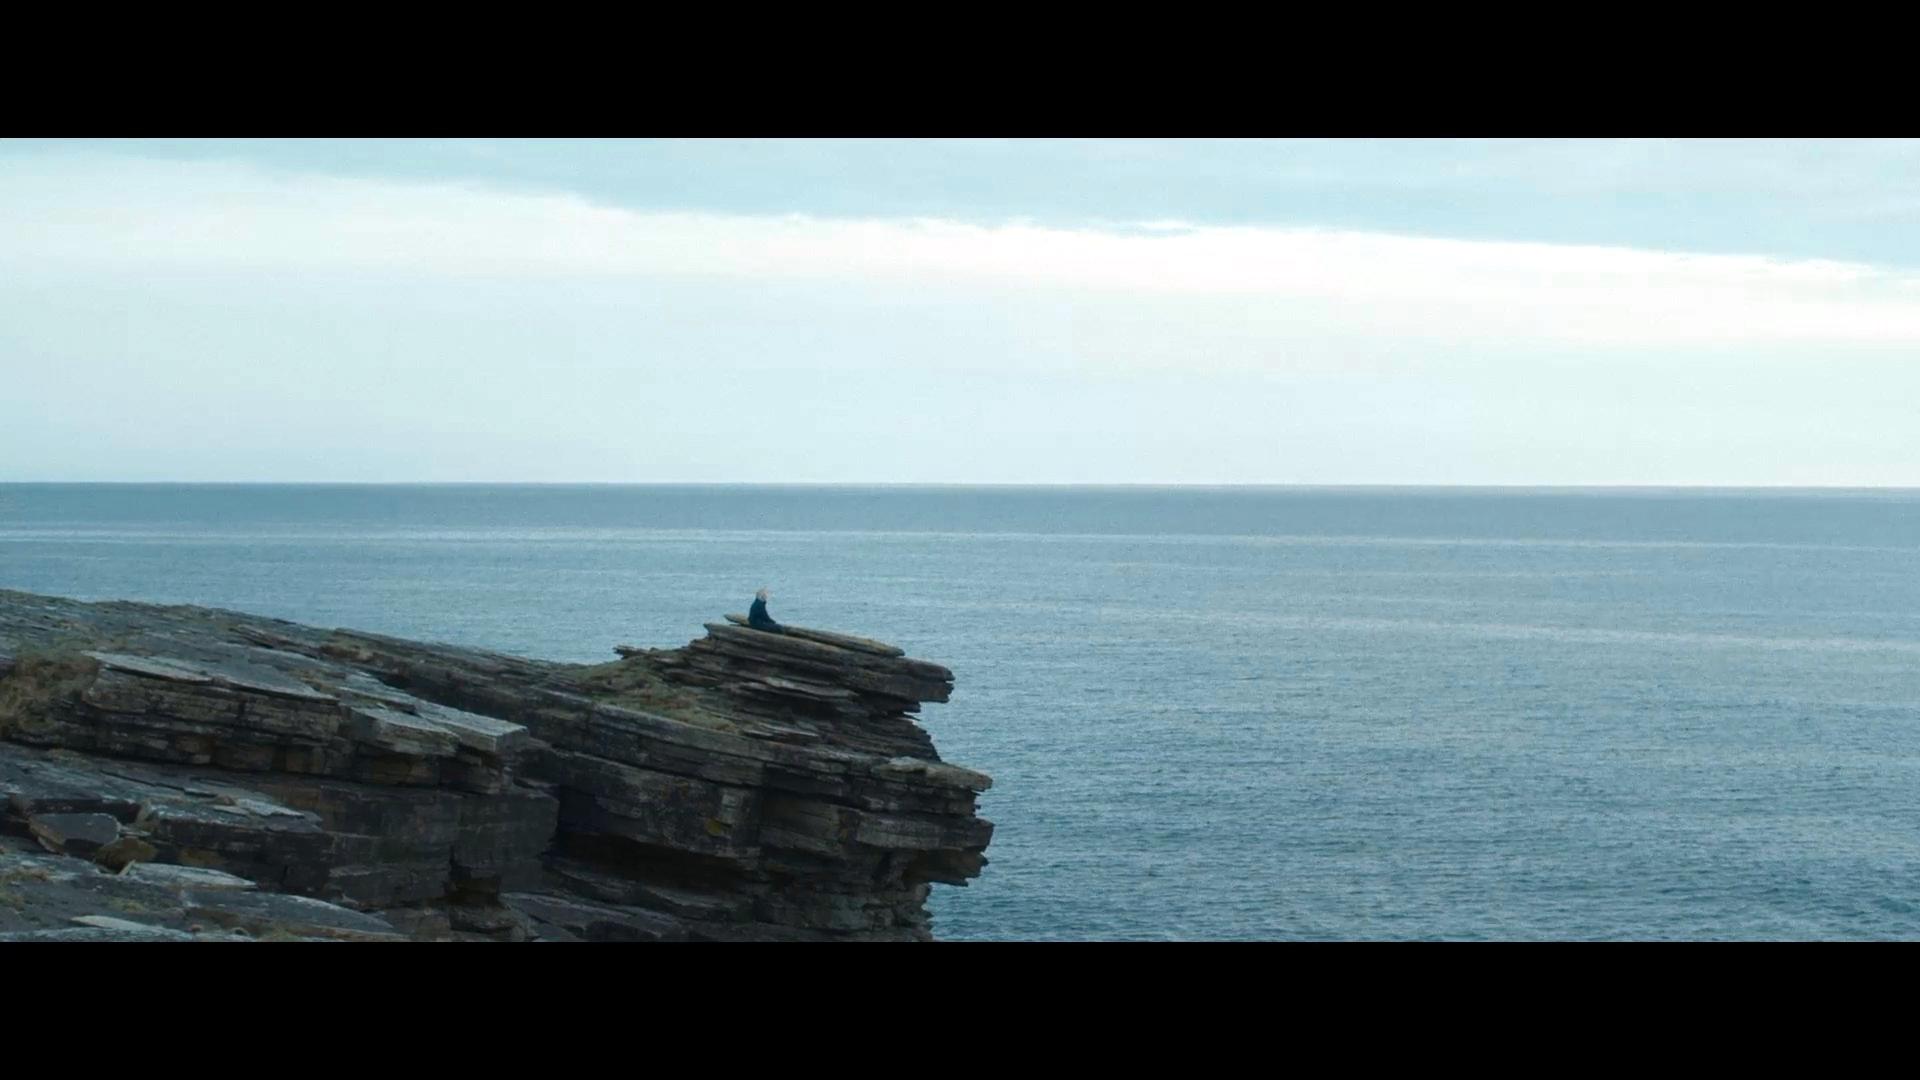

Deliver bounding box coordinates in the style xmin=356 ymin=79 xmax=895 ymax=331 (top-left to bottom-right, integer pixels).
xmin=3 ymin=483 xmax=1919 ymax=940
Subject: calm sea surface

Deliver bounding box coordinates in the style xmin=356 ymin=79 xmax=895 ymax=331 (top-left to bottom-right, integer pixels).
xmin=4 ymin=483 xmax=1919 ymax=940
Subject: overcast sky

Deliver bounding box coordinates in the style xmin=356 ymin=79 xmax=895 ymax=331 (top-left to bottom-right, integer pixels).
xmin=4 ymin=138 xmax=1918 ymax=485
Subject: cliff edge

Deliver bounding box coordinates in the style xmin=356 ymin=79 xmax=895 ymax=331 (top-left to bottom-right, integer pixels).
xmin=0 ymin=589 xmax=992 ymax=941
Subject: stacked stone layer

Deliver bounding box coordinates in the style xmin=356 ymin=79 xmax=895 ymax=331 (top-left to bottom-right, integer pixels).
xmin=0 ymin=589 xmax=991 ymax=941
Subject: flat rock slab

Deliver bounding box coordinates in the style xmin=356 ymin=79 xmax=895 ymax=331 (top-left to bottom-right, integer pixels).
xmin=29 ymin=812 xmax=121 ymax=855
xmin=122 ymin=863 xmax=259 ymax=891
xmin=722 ymin=614 xmax=906 ymax=657
xmin=874 ymin=756 xmax=993 ymax=793
xmin=0 ymin=851 xmax=379 ymax=941
xmin=0 ymin=927 xmax=217 ymax=941
xmin=2 ymin=756 xmax=147 ymax=822
xmin=85 ymin=650 xmax=335 ymax=703
xmin=181 ymin=889 xmax=405 ymax=941
xmin=413 ymin=702 xmax=528 ymax=756
xmin=69 ymin=915 xmax=199 ymax=939
xmin=348 ymin=706 xmax=460 ymax=758
xmin=85 ymin=652 xmax=214 ymax=684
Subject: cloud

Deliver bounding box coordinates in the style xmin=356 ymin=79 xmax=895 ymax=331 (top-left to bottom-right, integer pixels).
xmin=4 ymin=151 xmax=1920 ymax=483
xmin=5 ymin=151 xmax=1920 ymax=356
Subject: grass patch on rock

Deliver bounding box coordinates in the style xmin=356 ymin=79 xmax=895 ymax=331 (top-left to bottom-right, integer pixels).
xmin=108 ymin=896 xmax=157 ymax=916
xmin=572 ymin=658 xmax=740 ymax=732
xmin=0 ymin=863 xmax=55 ymax=886
xmin=0 ymin=649 xmax=98 ymax=739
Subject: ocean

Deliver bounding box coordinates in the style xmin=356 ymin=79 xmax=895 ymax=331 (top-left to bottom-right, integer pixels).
xmin=4 ymin=483 xmax=1919 ymax=940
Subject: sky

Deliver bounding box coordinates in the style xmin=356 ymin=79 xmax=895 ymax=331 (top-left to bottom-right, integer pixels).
xmin=3 ymin=138 xmax=1918 ymax=485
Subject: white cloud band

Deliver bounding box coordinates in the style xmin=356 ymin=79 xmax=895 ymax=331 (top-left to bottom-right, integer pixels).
xmin=5 ymin=152 xmax=1920 ymax=351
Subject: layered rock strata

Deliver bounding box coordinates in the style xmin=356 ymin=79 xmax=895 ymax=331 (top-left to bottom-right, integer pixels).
xmin=0 ymin=589 xmax=991 ymax=941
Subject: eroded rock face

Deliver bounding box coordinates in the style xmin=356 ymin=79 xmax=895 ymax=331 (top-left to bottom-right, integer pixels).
xmin=0 ymin=589 xmax=992 ymax=941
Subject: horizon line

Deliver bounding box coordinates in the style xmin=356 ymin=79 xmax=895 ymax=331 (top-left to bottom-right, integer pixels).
xmin=4 ymin=480 xmax=1920 ymax=492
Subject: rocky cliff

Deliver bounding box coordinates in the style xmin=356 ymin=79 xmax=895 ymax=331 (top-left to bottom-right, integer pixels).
xmin=0 ymin=589 xmax=992 ymax=941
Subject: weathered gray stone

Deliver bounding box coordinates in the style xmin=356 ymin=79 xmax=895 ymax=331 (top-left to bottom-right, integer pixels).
xmin=721 ymin=613 xmax=907 ymax=657
xmin=413 ymin=702 xmax=528 ymax=757
xmin=347 ymin=706 xmax=460 ymax=758
xmin=503 ymin=892 xmax=689 ymax=942
xmin=122 ymin=863 xmax=259 ymax=891
xmin=29 ymin=811 xmax=121 ymax=855
xmin=69 ymin=914 xmax=197 ymax=938
xmin=1 ymin=588 xmax=992 ymax=941
xmin=83 ymin=652 xmax=215 ymax=685
xmin=0 ymin=926 xmax=199 ymax=941
xmin=180 ymin=889 xmax=405 ymax=941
